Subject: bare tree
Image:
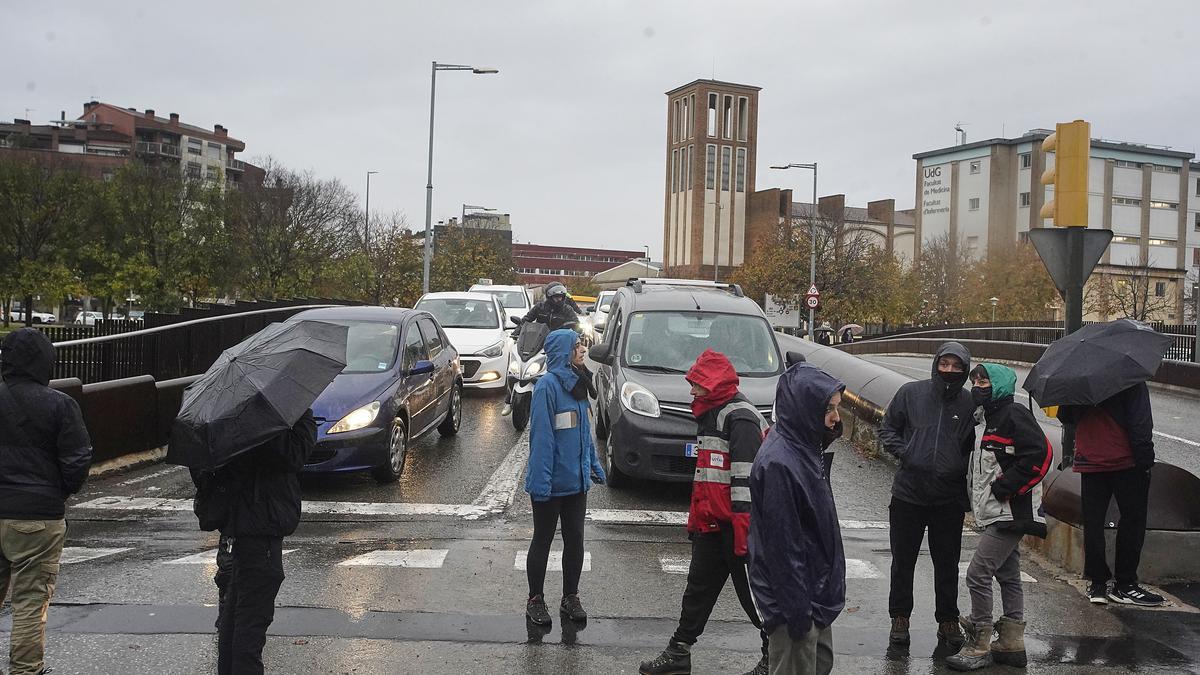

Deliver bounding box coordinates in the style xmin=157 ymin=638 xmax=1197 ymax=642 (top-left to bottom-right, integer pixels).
xmin=1086 ymin=261 xmax=1177 ymax=322
xmin=915 ymin=233 xmax=975 ymax=324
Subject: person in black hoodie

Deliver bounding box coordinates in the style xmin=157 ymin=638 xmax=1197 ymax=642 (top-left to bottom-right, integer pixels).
xmin=199 ymin=410 xmax=316 ymax=675
xmin=877 ymin=342 xmax=976 ymax=650
xmin=0 ymin=328 xmax=93 ymax=675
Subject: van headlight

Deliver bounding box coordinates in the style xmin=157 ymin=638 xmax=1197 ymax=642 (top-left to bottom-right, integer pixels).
xmin=478 ymin=340 xmax=505 ymax=358
xmin=522 ymin=356 xmax=546 ymax=379
xmin=620 ymin=382 xmax=661 ymax=418
xmin=328 ymin=401 xmax=381 ymax=434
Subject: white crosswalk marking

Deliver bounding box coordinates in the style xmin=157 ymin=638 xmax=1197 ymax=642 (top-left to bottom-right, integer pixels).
xmin=845 ymin=558 xmax=884 ymax=579
xmin=514 ymin=551 xmax=591 ymax=572
xmin=337 ymin=549 xmax=449 ymax=568
xmin=163 ymin=548 xmax=296 ymax=565
xmin=659 ymin=555 xmax=691 ymax=575
xmin=959 ymin=562 xmax=1037 ymax=583
xmin=60 ymin=547 xmax=132 ymax=564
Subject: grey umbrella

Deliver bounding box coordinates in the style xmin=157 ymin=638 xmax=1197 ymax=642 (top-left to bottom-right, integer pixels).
xmin=1024 ymin=319 xmax=1171 ymax=407
xmin=167 ymin=320 xmax=348 ymax=469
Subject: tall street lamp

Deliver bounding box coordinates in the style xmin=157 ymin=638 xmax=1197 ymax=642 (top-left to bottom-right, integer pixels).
xmin=990 ymin=296 xmax=999 ymax=324
xmin=364 ymin=171 xmax=378 ymax=253
xmin=423 ymin=62 xmax=500 ymax=295
xmin=770 ymin=162 xmax=818 ymax=341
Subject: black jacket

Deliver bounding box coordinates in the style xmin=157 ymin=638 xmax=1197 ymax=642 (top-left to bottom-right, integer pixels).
xmin=979 ymin=395 xmax=1052 ymax=537
xmin=0 ymin=328 xmax=93 ymax=519
xmin=216 ymin=411 xmax=316 ymax=538
xmin=877 ymin=342 xmax=976 ymax=508
xmin=522 ymin=299 xmax=579 ymax=332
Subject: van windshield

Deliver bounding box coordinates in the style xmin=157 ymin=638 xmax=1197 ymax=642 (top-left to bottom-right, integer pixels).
xmin=621 ymin=311 xmax=781 ymax=377
xmin=416 ymin=298 xmax=500 ymax=329
xmin=479 ymin=290 xmax=527 ymax=309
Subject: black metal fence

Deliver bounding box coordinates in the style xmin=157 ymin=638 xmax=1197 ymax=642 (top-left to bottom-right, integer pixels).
xmin=39 ymin=299 xmax=359 ymax=384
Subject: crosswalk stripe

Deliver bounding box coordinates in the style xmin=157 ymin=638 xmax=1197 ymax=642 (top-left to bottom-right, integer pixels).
xmin=163 ymin=548 xmax=296 ymax=565
xmin=846 ymin=558 xmax=884 ymax=579
xmin=60 ymin=547 xmax=132 ymax=564
xmin=337 ymin=549 xmax=449 ymax=568
xmin=659 ymin=555 xmax=691 ymax=575
xmin=514 ymin=551 xmax=592 ymax=572
xmin=958 ymin=562 xmax=1037 ymax=583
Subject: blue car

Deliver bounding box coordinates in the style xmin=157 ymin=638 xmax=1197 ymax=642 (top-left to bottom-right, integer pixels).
xmin=288 ymin=307 xmax=463 ymax=483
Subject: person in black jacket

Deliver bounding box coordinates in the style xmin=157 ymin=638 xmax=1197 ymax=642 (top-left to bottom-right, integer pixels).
xmin=876 ymin=342 xmax=975 ymax=650
xmin=521 ymin=283 xmax=579 ymax=332
xmin=0 ymin=328 xmax=93 ymax=675
xmin=203 ymin=410 xmax=315 ymax=675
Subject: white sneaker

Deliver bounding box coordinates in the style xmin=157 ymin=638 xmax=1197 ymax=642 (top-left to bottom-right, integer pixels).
xmin=501 ymin=404 xmax=512 ymax=416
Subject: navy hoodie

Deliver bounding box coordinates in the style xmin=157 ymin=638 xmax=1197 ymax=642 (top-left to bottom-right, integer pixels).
xmin=748 ymin=363 xmax=846 ymax=640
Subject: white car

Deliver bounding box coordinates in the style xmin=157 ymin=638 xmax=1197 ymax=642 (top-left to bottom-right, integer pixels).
xmin=592 ymin=290 xmax=616 ymax=332
xmin=415 ymin=292 xmax=511 ymax=390
xmin=469 ymin=283 xmax=532 ymax=329
xmin=75 ymin=311 xmax=105 ymax=325
xmin=9 ymin=309 xmax=56 ymax=324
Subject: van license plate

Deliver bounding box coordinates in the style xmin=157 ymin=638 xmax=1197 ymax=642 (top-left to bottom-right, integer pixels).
xmin=684 ymin=443 xmax=698 ymax=458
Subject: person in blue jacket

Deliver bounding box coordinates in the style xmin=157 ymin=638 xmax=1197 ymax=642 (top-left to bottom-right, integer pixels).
xmin=749 ymin=362 xmax=847 ymax=675
xmin=523 ymin=328 xmax=605 ymax=628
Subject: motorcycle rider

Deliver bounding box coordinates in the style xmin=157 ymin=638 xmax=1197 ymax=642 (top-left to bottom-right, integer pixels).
xmin=503 ymin=282 xmax=580 ymax=416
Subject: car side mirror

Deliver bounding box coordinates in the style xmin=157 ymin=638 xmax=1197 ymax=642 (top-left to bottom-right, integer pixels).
xmin=509 ymin=316 xmax=521 ymax=326
xmin=786 ymin=351 xmax=806 ymax=367
xmin=589 ymin=343 xmax=614 ymax=365
xmin=409 ymin=360 xmax=435 ymax=376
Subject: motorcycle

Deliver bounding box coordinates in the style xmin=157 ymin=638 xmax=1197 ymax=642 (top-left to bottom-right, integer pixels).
xmin=507 ymin=319 xmax=550 ymax=432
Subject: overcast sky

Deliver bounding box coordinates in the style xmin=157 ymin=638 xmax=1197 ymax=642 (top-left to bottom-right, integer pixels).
xmin=5 ymin=1 xmax=1198 ymax=258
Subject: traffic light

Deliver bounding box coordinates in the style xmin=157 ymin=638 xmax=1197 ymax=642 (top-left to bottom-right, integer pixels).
xmin=1040 ymin=120 xmax=1091 ymax=227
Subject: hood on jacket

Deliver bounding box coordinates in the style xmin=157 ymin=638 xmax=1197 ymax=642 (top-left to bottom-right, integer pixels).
xmin=932 ymin=341 xmax=971 ymax=396
xmin=544 ymin=328 xmax=579 ymax=391
xmin=686 ymin=349 xmax=740 ymax=418
xmin=978 ymin=362 xmax=1017 ymax=402
xmin=1 ymin=328 xmax=55 ymax=385
xmin=773 ymin=362 xmax=845 ymax=451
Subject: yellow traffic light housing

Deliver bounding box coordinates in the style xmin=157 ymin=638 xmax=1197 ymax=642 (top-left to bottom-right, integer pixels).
xmin=1040 ymin=120 xmax=1091 ymax=227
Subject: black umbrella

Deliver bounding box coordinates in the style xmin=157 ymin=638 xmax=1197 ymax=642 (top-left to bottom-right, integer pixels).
xmin=167 ymin=320 xmax=348 ymax=469
xmin=1024 ymin=319 xmax=1171 ymax=407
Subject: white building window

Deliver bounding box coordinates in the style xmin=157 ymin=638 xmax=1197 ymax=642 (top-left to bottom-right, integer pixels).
xmin=968 ymin=197 xmax=980 ymax=211
xmin=1154 ymin=281 xmax=1166 ymax=297
xmin=186 ymin=162 xmax=201 ymax=178
xmin=1112 ymin=197 xmax=1142 ymax=207
xmin=969 ymin=160 xmax=981 ymax=175
xmin=672 ymin=99 xmax=680 ymax=143
xmin=681 ymin=97 xmax=690 ymax=140
xmin=1152 ymin=164 xmax=1180 ymax=174
xmin=1019 ymin=192 xmax=1031 ymax=207
xmin=1147 ymin=238 xmax=1175 ymax=246
xmin=671 ymin=149 xmax=679 ymax=192
xmin=722 ymin=95 xmax=734 ymax=139
xmin=737 ymin=97 xmax=749 ymax=142
xmin=686 ymin=145 xmax=693 ymax=190
xmin=707 ymin=94 xmax=718 ymax=137
xmin=1019 ymin=153 xmax=1032 ymax=169
xmin=1115 ymin=160 xmax=1140 ymax=169
xmin=1111 ymin=235 xmax=1139 ymax=244
xmin=721 ymin=146 xmax=732 ymax=191
xmin=206 ymin=141 xmax=221 ymax=160
xmin=1149 ymin=201 xmax=1178 ymax=210
xmin=735 ymin=148 xmax=746 ymax=193
xmin=1194 ymin=212 xmax=1200 ymax=231
xmin=967 ymin=235 xmax=979 ymax=250
xmin=705 ymin=145 xmax=716 ymax=190
xmin=187 ymin=138 xmax=202 ymax=156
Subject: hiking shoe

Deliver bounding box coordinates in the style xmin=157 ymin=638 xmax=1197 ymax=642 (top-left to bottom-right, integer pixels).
xmin=741 ymin=654 xmax=768 ymax=675
xmin=889 ymin=616 xmax=911 ymax=646
xmin=501 ymin=403 xmax=513 ymax=416
xmin=937 ymin=619 xmax=966 ymax=650
xmin=560 ymin=593 xmax=587 ymax=622
xmin=1088 ymin=581 xmax=1109 ymax=604
xmin=526 ymin=594 xmax=552 ymax=625
xmin=1108 ymin=583 xmax=1165 ymax=606
xmin=639 ymin=640 xmax=691 ymax=674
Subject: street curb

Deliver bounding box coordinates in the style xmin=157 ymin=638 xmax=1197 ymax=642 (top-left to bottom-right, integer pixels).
xmin=89 ymin=445 xmax=167 ymax=478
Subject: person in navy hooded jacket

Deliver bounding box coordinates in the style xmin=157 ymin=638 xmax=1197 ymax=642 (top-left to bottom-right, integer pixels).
xmin=749 ymin=362 xmax=847 ymax=675
xmin=523 ymin=328 xmax=605 ymax=627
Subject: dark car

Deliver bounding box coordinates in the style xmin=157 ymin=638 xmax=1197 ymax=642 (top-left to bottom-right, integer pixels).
xmin=588 ymin=279 xmax=782 ymax=487
xmin=288 ymin=307 xmax=463 ymax=483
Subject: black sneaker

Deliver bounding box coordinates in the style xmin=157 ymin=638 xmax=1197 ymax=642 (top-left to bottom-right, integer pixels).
xmin=1088 ymin=581 xmax=1109 ymax=604
xmin=1108 ymin=583 xmax=1165 ymax=607
xmin=639 ymin=640 xmax=691 ymax=674
xmin=526 ymin=594 xmax=552 ymax=625
xmin=560 ymin=593 xmax=587 ymax=622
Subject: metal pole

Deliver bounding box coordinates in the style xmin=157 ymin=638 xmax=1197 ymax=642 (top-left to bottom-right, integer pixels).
xmin=1065 ymin=226 xmax=1085 ymax=335
xmin=364 ymin=172 xmax=372 ymax=253
xmin=808 ymin=163 xmax=817 ymax=342
xmin=1192 ymin=282 xmax=1199 ymax=363
xmin=422 ymin=61 xmax=438 ymax=295
xmin=713 ymin=201 xmax=721 ymax=282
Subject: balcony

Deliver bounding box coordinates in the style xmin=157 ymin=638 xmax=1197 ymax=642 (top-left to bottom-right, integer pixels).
xmin=225 ymin=158 xmax=246 ymax=172
xmin=135 ymin=141 xmax=181 ymax=158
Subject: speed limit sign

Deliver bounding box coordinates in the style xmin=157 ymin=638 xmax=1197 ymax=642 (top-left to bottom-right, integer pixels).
xmin=805 ymin=295 xmax=820 ymax=309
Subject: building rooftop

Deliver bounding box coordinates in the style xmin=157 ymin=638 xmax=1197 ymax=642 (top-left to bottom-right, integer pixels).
xmin=79 ymin=102 xmax=246 ymax=151
xmin=665 ymin=79 xmax=762 ymax=96
xmin=914 ymin=129 xmax=1194 ymax=161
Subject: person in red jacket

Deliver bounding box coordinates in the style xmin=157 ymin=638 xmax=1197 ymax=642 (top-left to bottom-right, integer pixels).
xmin=639 ymin=349 xmax=770 ymax=675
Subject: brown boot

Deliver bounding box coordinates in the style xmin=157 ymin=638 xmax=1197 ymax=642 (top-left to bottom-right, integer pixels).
xmin=937 ymin=618 xmax=966 ymax=650
xmin=991 ymin=616 xmax=1027 ymax=668
xmin=889 ymin=616 xmax=911 ymax=646
xmin=945 ymin=621 xmax=993 ymax=671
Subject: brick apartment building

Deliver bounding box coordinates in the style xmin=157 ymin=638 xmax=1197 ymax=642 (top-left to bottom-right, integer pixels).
xmin=513 ymin=243 xmax=646 ymax=287
xmin=0 ymin=102 xmax=259 ymax=188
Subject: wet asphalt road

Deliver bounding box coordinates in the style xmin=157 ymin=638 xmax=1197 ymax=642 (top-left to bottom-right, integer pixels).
xmin=4 ymin=379 xmax=1200 ymax=674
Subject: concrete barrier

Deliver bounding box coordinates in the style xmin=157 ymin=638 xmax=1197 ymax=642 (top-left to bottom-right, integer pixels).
xmin=777 ymin=333 xmax=1200 ymax=583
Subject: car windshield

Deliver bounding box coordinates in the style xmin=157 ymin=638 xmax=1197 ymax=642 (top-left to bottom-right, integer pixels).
xmin=481 ymin=290 xmax=527 ymax=309
xmin=416 ymin=298 xmax=500 ymax=329
xmin=326 ymin=321 xmax=401 ymax=373
xmin=622 ymin=311 xmax=781 ymax=377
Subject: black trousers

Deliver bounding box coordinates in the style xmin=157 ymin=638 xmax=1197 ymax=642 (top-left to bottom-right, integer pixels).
xmin=527 ymin=492 xmax=587 ymax=598
xmin=215 ymin=534 xmax=286 ymax=675
xmin=672 ymin=529 xmax=768 ymax=657
xmin=1081 ymin=468 xmax=1150 ymax=586
xmin=888 ymin=497 xmax=964 ymax=623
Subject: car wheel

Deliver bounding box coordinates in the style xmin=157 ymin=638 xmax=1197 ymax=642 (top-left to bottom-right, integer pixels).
xmin=512 ymin=393 xmax=531 ymax=432
xmin=602 ymin=437 xmax=629 ymax=489
xmin=438 ymin=382 xmax=462 ymax=436
xmin=371 ymin=419 xmax=407 ymax=484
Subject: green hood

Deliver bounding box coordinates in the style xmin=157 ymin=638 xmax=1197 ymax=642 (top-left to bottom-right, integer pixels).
xmin=980 ymin=362 xmax=1017 ymax=401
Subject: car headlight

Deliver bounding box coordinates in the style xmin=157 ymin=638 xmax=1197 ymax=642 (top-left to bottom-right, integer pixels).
xmin=479 ymin=340 xmax=505 ymax=358
xmin=328 ymin=401 xmax=382 ymax=434
xmin=620 ymin=382 xmax=661 ymax=418
xmin=522 ymin=356 xmax=546 ymax=379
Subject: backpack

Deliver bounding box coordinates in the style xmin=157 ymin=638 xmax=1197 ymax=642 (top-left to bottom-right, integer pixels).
xmin=190 ymin=465 xmax=240 ymax=532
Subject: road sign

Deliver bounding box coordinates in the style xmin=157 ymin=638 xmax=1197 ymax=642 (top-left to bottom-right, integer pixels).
xmin=1028 ymin=228 xmax=1112 ymax=294
xmin=764 ymin=294 xmax=801 ymax=329
xmin=807 ymin=284 xmax=820 ymax=296
xmin=805 ymin=295 xmax=820 ymax=309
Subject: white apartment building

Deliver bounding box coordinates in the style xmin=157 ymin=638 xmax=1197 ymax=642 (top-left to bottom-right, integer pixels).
xmin=914 ymin=130 xmax=1197 ymax=321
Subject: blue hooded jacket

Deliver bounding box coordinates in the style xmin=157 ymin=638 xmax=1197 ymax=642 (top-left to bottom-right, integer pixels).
xmin=524 ymin=329 xmax=605 ymax=501
xmin=748 ymin=362 xmax=847 ymax=640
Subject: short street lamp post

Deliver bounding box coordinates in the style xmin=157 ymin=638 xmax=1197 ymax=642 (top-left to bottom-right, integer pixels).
xmin=770 ymin=162 xmax=818 ymax=341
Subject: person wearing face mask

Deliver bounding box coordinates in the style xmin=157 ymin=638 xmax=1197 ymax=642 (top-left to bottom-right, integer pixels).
xmin=639 ymin=349 xmax=771 ymax=675
xmin=877 ymin=342 xmax=976 ymax=650
xmin=747 ymin=362 xmax=846 ymax=674
xmin=946 ymin=364 xmax=1051 ymax=671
